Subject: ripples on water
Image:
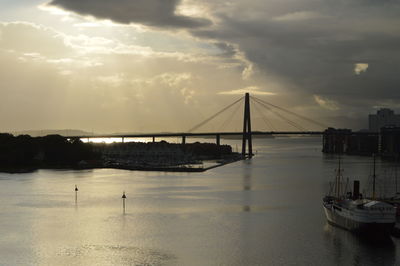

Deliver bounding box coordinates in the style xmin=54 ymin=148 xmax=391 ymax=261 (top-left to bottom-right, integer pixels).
xmin=56 ymin=245 xmax=177 ymax=265
xmin=0 ymin=137 xmax=400 ymax=265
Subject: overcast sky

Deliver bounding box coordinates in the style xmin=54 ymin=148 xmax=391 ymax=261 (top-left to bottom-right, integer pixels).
xmin=1 ymin=0 xmax=399 ymax=133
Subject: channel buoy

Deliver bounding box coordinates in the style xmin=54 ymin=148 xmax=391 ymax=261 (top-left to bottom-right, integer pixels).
xmin=74 ymin=185 xmax=79 ymax=205
xmin=122 ymin=191 xmax=126 ymax=213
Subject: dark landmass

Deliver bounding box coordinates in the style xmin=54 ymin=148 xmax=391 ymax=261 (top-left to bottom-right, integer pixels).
xmin=12 ymin=129 xmax=93 ymax=137
xmin=0 ymin=133 xmax=240 ymax=173
xmin=0 ymin=133 xmax=100 ymax=173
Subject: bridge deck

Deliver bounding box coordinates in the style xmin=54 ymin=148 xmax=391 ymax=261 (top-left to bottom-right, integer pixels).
xmin=67 ymin=131 xmax=323 ymax=139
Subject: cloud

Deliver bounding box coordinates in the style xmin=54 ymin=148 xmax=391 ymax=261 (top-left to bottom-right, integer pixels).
xmin=354 ymin=63 xmax=368 ymax=75
xmin=0 ymin=20 xmax=261 ymax=132
xmin=4 ymin=0 xmax=400 ymax=131
xmin=46 ymin=0 xmax=212 ymax=29
xmin=313 ymin=95 xmax=339 ymax=111
xmin=0 ymin=21 xmax=72 ymax=57
xmin=189 ymin=0 xmax=400 ymax=122
xmin=272 ymin=11 xmax=328 ymax=22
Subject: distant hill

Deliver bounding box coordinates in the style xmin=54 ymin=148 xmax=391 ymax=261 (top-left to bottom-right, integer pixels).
xmin=11 ymin=129 xmax=94 ymax=137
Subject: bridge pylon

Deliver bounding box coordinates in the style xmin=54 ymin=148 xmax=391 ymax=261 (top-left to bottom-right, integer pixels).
xmin=242 ymin=93 xmax=253 ymax=158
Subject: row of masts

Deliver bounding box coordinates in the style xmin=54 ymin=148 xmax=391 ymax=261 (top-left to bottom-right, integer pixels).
xmin=335 ymin=157 xmax=342 ymax=198
xmin=333 ymin=155 xmax=378 ymax=200
xmin=330 ymin=153 xmax=400 ymax=200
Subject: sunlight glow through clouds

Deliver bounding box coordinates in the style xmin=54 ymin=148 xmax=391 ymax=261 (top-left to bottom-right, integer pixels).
xmin=218 ymin=86 xmax=276 ymax=96
xmin=1 ymin=0 xmax=398 ymax=132
xmin=38 ymin=2 xmax=70 ymax=16
xmin=176 ymin=1 xmax=212 ymax=20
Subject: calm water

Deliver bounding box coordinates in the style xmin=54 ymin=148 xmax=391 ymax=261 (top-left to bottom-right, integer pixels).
xmin=0 ymin=137 xmax=399 ymax=265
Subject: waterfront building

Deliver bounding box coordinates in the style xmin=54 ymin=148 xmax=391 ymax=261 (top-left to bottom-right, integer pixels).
xmin=380 ymin=127 xmax=400 ymax=159
xmin=369 ymin=108 xmax=400 ymax=132
xmin=322 ymin=128 xmax=352 ymax=154
xmin=322 ymin=128 xmax=378 ymax=155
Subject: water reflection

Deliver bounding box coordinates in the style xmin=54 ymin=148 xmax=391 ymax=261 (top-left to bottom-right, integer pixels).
xmin=323 ymin=224 xmax=396 ymax=266
xmin=56 ymin=245 xmax=177 ymax=265
xmin=242 ymin=160 xmax=253 ymax=212
xmin=243 ymin=171 xmax=252 ymax=192
xmin=242 ymin=205 xmax=251 ymax=212
xmin=3 ymin=137 xmax=400 ymax=265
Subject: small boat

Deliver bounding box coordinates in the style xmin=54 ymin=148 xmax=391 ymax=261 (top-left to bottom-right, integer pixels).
xmin=323 ymin=157 xmax=396 ymax=235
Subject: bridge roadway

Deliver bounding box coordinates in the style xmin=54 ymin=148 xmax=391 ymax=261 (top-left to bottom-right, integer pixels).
xmin=66 ymin=131 xmax=324 ymax=154
xmin=68 ymin=131 xmax=323 ymax=141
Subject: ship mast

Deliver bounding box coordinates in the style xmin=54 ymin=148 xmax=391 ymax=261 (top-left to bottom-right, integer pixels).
xmin=372 ymin=154 xmax=376 ymax=200
xmin=336 ymin=156 xmax=342 ymax=198
xmin=396 ymin=155 xmax=399 ymax=194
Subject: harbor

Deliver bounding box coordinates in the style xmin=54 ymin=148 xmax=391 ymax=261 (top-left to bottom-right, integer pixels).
xmin=2 ymin=0 xmax=400 ymax=264
xmin=1 ymin=136 xmax=399 ymax=265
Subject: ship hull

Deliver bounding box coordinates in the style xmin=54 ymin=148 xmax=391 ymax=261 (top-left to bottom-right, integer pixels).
xmin=323 ymin=204 xmax=395 ymax=235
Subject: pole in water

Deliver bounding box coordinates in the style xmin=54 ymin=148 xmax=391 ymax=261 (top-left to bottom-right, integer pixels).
xmin=75 ymin=185 xmax=78 ymax=204
xmin=122 ymin=191 xmax=126 ymax=213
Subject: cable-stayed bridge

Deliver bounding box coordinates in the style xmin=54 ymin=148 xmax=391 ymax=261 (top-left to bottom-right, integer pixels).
xmin=67 ymin=93 xmax=328 ymax=158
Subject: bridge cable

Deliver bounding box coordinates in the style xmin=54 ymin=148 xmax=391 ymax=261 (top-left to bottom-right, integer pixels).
xmin=187 ymin=96 xmax=244 ymax=133
xmin=252 ymin=97 xmax=307 ymax=131
xmin=251 ymin=96 xmax=328 ymax=129
xmin=250 ymin=97 xmax=276 ymax=131
xmin=217 ymin=100 xmax=243 ymax=132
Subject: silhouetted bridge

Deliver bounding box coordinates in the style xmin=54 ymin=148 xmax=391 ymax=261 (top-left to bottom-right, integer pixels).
xmin=67 ymin=93 xmax=328 ymax=158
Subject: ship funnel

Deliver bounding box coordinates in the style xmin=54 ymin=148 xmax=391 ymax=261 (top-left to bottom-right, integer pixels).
xmin=353 ymin=180 xmax=360 ymax=199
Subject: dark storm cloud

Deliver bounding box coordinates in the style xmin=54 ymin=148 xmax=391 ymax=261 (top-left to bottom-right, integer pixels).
xmin=48 ymin=0 xmax=211 ymax=28
xmin=213 ymin=42 xmax=237 ymax=57
xmin=46 ymin=0 xmax=400 ymax=125
xmin=191 ymin=0 xmax=400 ymax=116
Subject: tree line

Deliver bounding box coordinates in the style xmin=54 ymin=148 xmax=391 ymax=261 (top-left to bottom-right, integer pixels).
xmin=0 ymin=134 xmax=99 ymax=171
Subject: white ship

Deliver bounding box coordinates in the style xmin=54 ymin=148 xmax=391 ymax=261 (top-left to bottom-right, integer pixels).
xmin=323 ymin=157 xmax=396 ymax=235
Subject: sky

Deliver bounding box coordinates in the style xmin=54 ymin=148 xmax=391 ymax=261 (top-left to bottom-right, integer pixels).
xmin=0 ymin=0 xmax=399 ymax=133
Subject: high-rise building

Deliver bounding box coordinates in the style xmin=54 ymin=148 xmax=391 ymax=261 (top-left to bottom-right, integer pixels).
xmin=369 ymin=108 xmax=400 ymax=132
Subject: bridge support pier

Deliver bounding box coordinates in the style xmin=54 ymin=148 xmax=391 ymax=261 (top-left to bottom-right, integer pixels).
xmin=216 ymin=134 xmax=220 ymax=146
xmin=152 ymin=136 xmax=155 ymax=143
xmin=242 ymin=93 xmax=253 ymax=158
xmin=182 ymin=136 xmax=186 ymax=145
